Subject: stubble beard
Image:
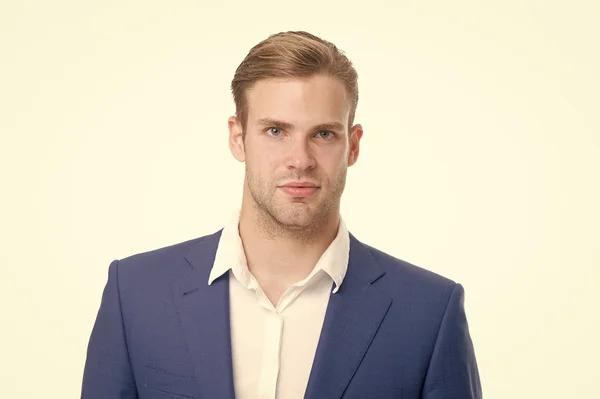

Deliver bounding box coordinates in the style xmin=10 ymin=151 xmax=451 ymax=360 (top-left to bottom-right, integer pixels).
xmin=245 ymin=165 xmax=347 ymax=242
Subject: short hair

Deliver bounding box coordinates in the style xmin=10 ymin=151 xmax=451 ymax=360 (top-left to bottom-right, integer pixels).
xmin=231 ymin=31 xmax=359 ymax=135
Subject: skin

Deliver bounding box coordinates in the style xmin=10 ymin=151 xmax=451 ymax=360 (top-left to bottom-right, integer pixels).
xmin=228 ymin=73 xmax=363 ymax=305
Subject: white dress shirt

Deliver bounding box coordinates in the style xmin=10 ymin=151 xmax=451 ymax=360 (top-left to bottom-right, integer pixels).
xmin=207 ymin=209 xmax=350 ymax=399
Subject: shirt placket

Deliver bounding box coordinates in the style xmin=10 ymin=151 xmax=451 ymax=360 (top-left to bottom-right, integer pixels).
xmin=248 ymin=274 xmax=321 ymax=399
xmin=258 ymin=309 xmax=284 ymax=399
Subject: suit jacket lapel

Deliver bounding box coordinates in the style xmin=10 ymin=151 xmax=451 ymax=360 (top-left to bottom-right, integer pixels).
xmin=171 ymin=230 xmax=236 ymax=399
xmin=304 ymin=233 xmax=393 ymax=399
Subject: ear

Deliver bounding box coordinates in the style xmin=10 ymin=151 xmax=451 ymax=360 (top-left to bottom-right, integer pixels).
xmin=347 ymin=124 xmax=363 ymax=167
xmin=228 ymin=115 xmax=245 ymax=162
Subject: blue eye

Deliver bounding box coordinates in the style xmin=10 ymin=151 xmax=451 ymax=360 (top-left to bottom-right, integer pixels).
xmin=268 ymin=127 xmax=282 ymax=136
xmin=317 ymin=130 xmax=334 ymax=139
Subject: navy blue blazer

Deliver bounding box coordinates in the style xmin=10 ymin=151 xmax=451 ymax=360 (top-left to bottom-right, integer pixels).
xmin=82 ymin=229 xmax=482 ymax=398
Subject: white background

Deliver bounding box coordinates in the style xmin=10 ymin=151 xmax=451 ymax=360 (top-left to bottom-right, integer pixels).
xmin=1 ymin=0 xmax=599 ymax=397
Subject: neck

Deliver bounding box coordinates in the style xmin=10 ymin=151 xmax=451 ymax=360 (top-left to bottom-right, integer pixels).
xmin=237 ymin=202 xmax=340 ymax=287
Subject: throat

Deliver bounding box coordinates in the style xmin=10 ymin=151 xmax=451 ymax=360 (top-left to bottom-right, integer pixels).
xmin=247 ymin=259 xmax=319 ymax=307
xmin=261 ymin=283 xmax=288 ymax=308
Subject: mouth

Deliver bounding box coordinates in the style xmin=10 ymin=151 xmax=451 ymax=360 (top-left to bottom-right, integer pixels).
xmin=279 ymin=182 xmax=320 ymax=198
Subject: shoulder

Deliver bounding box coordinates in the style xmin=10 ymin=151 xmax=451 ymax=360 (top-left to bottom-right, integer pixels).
xmin=352 ymin=236 xmax=466 ymax=330
xmin=110 ymin=229 xmax=223 ymax=281
xmin=353 ymin=235 xmax=458 ymax=300
xmin=368 ymin=243 xmax=455 ymax=286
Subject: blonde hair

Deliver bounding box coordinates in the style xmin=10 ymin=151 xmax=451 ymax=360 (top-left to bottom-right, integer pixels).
xmin=231 ymin=31 xmax=359 ymax=134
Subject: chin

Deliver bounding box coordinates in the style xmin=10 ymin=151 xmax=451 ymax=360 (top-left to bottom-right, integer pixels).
xmin=273 ymin=205 xmax=318 ymax=227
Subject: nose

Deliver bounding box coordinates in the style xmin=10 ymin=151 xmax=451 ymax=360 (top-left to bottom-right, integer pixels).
xmin=285 ymin=136 xmax=317 ymax=171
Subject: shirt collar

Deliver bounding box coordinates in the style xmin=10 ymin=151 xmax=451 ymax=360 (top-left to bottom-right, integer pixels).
xmin=208 ymin=209 xmax=350 ymax=294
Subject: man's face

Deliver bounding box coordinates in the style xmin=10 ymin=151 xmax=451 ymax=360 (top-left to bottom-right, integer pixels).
xmin=230 ymin=74 xmax=362 ymax=232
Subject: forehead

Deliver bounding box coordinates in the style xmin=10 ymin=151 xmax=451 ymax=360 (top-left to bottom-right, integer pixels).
xmin=245 ymin=75 xmax=350 ymax=127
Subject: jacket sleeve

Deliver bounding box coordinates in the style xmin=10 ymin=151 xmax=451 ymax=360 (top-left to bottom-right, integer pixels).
xmin=421 ymin=283 xmax=482 ymax=399
xmin=81 ymin=260 xmax=138 ymax=398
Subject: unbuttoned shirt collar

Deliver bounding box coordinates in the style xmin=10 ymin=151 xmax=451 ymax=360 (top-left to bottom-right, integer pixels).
xmin=208 ymin=210 xmax=350 ymax=294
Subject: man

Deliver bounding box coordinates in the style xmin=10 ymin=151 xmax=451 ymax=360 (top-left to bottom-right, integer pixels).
xmin=82 ymin=31 xmax=482 ymax=399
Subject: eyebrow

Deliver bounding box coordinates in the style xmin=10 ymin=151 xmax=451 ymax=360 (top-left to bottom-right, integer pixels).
xmin=256 ymin=118 xmax=345 ymax=132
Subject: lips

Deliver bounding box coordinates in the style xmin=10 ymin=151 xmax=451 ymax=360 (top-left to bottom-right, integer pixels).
xmin=280 ymin=181 xmax=319 ymax=188
xmin=279 ymin=182 xmax=320 ymax=198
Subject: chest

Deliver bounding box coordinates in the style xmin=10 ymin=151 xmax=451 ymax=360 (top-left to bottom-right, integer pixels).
xmin=228 ymin=272 xmax=332 ymax=399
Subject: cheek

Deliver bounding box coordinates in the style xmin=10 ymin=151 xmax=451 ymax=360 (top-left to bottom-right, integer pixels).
xmin=249 ymin=153 xmax=279 ymax=179
xmin=322 ymin=151 xmax=347 ymax=175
